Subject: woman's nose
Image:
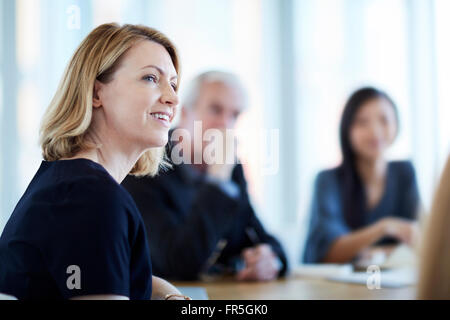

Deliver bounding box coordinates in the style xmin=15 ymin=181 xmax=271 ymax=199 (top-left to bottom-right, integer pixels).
xmin=161 ymin=83 xmax=179 ymax=107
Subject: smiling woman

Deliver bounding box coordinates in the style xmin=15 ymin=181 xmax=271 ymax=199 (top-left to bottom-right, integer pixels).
xmin=40 ymin=23 xmax=180 ymax=178
xmin=0 ymin=23 xmax=187 ymax=300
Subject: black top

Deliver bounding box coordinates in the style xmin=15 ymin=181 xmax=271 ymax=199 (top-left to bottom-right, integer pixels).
xmin=0 ymin=159 xmax=152 ymax=300
xmin=303 ymin=160 xmax=420 ymax=263
xmin=122 ymin=161 xmax=288 ymax=281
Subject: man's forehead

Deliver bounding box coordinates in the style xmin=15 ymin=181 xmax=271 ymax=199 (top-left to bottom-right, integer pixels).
xmin=200 ymin=81 xmax=245 ymax=101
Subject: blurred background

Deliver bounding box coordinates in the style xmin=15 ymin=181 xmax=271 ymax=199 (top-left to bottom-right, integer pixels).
xmin=1 ymin=0 xmax=449 ymax=267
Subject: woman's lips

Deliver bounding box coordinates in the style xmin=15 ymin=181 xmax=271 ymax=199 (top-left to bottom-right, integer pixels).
xmin=150 ymin=112 xmax=171 ymax=128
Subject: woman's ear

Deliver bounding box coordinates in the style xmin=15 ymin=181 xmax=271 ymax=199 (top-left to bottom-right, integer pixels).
xmin=93 ymin=80 xmax=103 ymax=108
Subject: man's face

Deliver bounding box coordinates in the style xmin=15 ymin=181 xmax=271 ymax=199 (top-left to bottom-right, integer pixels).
xmin=191 ymin=81 xmax=245 ymax=133
xmin=179 ymin=81 xmax=246 ymax=160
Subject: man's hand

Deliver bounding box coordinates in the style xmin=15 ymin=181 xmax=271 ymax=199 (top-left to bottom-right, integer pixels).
xmin=236 ymin=244 xmax=281 ymax=281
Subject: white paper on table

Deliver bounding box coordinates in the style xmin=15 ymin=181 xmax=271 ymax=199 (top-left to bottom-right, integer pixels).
xmin=326 ymin=267 xmax=417 ymax=288
xmin=381 ymin=244 xmax=417 ymax=269
xmin=293 ymin=264 xmax=354 ymax=279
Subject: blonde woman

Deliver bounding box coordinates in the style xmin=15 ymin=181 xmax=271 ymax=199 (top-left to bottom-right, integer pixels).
xmin=0 ymin=23 xmax=189 ymax=300
xmin=418 ymin=156 xmax=450 ymax=299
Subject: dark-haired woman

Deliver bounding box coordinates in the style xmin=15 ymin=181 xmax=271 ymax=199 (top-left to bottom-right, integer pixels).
xmin=303 ymin=87 xmax=420 ymax=264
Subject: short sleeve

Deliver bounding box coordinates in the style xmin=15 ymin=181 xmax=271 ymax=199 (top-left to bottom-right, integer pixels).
xmin=303 ymin=171 xmax=350 ymax=263
xmin=42 ymin=180 xmax=137 ymax=299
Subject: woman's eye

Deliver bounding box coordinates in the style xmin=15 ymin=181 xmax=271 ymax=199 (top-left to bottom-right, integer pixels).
xmin=143 ymin=75 xmax=158 ymax=83
xmin=171 ymin=83 xmax=178 ymax=91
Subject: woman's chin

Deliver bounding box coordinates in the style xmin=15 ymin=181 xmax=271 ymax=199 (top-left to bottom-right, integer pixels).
xmin=145 ymin=136 xmax=168 ymax=149
xmin=359 ymin=150 xmax=385 ymax=162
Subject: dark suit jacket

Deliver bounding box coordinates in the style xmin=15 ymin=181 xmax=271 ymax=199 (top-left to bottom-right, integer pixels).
xmin=122 ymin=148 xmax=288 ymax=280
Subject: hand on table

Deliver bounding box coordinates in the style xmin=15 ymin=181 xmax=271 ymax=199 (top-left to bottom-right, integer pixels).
xmin=380 ymin=217 xmax=419 ymax=246
xmin=236 ymin=244 xmax=281 ymax=282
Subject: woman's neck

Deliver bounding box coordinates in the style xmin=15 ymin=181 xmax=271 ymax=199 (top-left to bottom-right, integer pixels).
xmin=356 ymin=157 xmax=387 ymax=184
xmin=72 ymin=149 xmax=138 ymax=184
xmin=68 ymin=129 xmax=142 ymax=184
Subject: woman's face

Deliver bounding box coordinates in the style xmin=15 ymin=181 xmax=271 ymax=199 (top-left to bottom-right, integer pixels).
xmin=93 ymin=40 xmax=179 ymax=153
xmin=349 ymin=97 xmax=397 ymax=162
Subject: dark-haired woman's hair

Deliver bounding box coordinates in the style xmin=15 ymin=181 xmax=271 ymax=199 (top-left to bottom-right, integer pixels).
xmin=338 ymin=87 xmax=399 ymax=229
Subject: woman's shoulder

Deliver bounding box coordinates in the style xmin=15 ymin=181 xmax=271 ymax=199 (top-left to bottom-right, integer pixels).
xmin=388 ymin=160 xmax=416 ymax=179
xmin=47 ymin=160 xmax=135 ymax=204
xmin=65 ymin=175 xmax=141 ymax=222
xmin=73 ymin=175 xmax=135 ymax=204
xmin=3 ymin=168 xmax=141 ymax=249
xmin=66 ymin=176 xmax=140 ymax=231
xmin=25 ymin=160 xmax=141 ymax=222
xmin=315 ymin=167 xmax=341 ymax=185
xmin=311 ymin=167 xmax=343 ymax=196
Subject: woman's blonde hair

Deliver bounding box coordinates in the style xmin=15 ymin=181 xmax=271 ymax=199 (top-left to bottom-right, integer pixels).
xmin=39 ymin=23 xmax=180 ymax=176
xmin=418 ymin=156 xmax=450 ymax=299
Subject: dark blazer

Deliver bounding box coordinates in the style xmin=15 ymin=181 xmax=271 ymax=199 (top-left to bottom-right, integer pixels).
xmin=122 ymin=151 xmax=288 ymax=280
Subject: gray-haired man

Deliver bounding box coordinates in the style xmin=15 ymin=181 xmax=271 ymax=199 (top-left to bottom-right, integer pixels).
xmin=122 ymin=71 xmax=288 ymax=281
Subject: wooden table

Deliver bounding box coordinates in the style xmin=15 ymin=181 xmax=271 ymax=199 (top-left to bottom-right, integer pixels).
xmin=173 ymin=275 xmax=416 ymax=300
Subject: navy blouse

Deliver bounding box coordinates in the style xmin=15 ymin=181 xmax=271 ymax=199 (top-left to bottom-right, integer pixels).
xmin=303 ymin=161 xmax=420 ymax=263
xmin=0 ymin=159 xmax=152 ymax=300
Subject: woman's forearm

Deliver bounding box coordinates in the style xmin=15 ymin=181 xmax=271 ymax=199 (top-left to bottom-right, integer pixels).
xmin=151 ymin=275 xmax=182 ymax=300
xmin=70 ymin=276 xmax=181 ymax=300
xmin=322 ymin=221 xmax=386 ymax=263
